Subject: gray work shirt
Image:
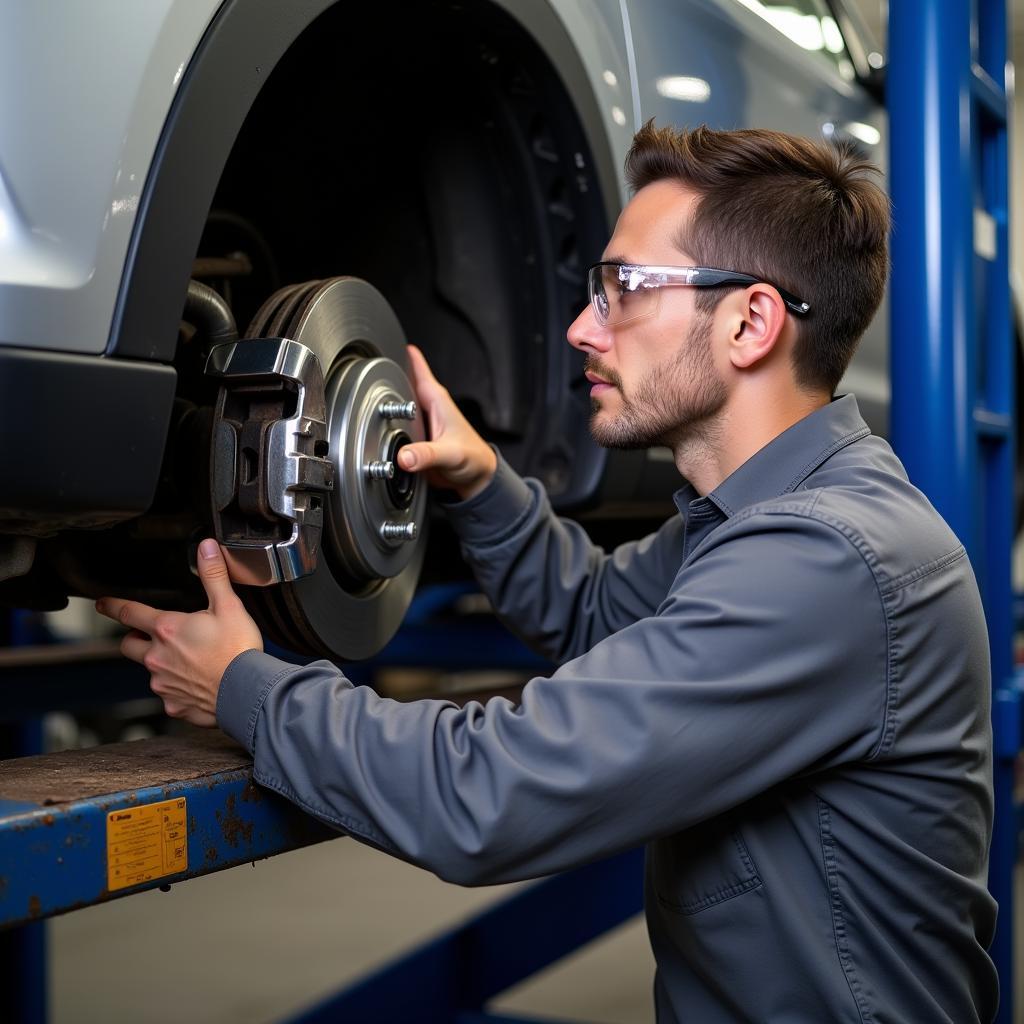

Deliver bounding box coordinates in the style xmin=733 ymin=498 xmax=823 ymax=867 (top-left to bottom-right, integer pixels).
xmin=218 ymin=395 xmax=997 ymax=1023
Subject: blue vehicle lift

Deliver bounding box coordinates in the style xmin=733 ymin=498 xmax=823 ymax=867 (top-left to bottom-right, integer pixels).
xmin=0 ymin=592 xmax=645 ymax=1024
xmin=889 ymin=2 xmax=1015 ymax=1022
xmin=1 ymin=3 xmax=1018 ymax=1022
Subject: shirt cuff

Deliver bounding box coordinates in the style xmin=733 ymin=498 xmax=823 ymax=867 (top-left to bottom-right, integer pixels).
xmin=441 ymin=450 xmax=536 ymax=546
xmin=216 ymin=648 xmax=298 ymax=754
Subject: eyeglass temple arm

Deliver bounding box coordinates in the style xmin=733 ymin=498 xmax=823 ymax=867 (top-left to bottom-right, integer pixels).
xmin=692 ymin=270 xmax=811 ymax=317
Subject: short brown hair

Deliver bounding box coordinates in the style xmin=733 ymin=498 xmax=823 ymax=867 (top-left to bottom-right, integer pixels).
xmin=624 ymin=122 xmax=890 ymax=395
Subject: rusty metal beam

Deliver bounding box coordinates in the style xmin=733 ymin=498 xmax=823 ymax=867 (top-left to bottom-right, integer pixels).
xmin=0 ymin=729 xmax=334 ymax=929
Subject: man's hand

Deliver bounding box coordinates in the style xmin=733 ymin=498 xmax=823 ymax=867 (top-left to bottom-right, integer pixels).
xmin=397 ymin=345 xmax=498 ymax=501
xmin=95 ymin=539 xmax=263 ymax=727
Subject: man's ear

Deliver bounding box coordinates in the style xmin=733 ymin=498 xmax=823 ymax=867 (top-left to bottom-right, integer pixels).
xmin=727 ymin=285 xmax=788 ymax=370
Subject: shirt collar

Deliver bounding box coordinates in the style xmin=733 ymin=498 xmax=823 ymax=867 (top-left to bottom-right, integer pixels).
xmin=671 ymin=395 xmax=870 ymax=520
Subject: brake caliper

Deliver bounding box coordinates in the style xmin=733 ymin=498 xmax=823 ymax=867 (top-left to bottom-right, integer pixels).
xmin=206 ymin=337 xmax=334 ymax=585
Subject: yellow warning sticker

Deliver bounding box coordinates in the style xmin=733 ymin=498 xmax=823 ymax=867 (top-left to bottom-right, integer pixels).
xmin=106 ymin=797 xmax=188 ymax=892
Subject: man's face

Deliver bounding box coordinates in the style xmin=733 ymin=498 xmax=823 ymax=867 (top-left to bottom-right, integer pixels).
xmin=567 ymin=181 xmax=728 ymax=450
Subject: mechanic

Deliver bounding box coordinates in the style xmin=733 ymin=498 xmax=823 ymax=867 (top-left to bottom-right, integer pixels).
xmin=97 ymin=123 xmax=998 ymax=1023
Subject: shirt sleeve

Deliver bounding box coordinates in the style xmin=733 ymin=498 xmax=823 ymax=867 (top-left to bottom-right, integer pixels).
xmin=443 ymin=452 xmax=685 ymax=662
xmin=217 ymin=507 xmax=888 ymax=886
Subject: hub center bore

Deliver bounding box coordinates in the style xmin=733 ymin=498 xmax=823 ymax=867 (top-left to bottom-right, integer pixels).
xmin=385 ymin=432 xmax=415 ymax=510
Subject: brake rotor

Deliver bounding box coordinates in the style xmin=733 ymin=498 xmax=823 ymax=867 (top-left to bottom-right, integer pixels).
xmin=239 ymin=277 xmax=427 ymax=660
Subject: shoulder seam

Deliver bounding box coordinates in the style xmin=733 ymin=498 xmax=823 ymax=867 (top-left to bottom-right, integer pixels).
xmin=880 ymin=545 xmax=966 ymax=596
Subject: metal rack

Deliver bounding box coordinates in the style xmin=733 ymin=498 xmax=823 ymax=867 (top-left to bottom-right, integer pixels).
xmin=889 ymin=2 xmax=1015 ymax=1020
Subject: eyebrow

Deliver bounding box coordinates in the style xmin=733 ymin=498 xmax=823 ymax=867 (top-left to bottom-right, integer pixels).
xmin=600 ymin=253 xmax=635 ymax=266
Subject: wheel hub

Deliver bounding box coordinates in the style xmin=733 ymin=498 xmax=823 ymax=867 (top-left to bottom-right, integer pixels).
xmin=323 ymin=354 xmax=424 ymax=584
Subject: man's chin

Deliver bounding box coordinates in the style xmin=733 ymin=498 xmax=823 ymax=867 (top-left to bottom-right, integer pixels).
xmin=588 ymin=413 xmax=657 ymax=451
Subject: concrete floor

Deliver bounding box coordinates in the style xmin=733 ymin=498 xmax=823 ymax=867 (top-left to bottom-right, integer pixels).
xmin=48 ymin=834 xmax=1024 ymax=1023
xmin=50 ymin=835 xmax=655 ymax=1023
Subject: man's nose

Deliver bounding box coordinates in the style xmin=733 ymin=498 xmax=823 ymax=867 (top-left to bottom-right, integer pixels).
xmin=567 ymin=305 xmax=612 ymax=354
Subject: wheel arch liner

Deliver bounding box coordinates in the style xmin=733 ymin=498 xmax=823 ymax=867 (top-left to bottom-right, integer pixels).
xmin=109 ymin=0 xmax=623 ymax=362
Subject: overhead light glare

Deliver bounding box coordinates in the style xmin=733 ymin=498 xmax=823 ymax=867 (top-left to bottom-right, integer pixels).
xmin=655 ymin=75 xmax=711 ymax=103
xmin=843 ymin=121 xmax=881 ymax=146
xmin=821 ymin=16 xmax=844 ymax=54
xmin=733 ymin=0 xmax=824 ymax=51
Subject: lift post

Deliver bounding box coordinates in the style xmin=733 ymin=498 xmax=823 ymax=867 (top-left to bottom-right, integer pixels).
xmin=888 ymin=2 xmax=1015 ymax=1019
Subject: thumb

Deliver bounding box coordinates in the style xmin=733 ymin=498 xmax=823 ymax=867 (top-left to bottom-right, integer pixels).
xmin=397 ymin=441 xmax=442 ymax=472
xmin=197 ymin=538 xmax=236 ymax=609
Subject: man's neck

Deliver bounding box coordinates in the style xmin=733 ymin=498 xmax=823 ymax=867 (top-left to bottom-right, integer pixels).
xmin=673 ymin=387 xmax=830 ymax=496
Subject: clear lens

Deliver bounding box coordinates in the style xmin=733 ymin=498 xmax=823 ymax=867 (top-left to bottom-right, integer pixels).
xmin=588 ymin=265 xmax=659 ymax=326
xmin=589 ymin=265 xmax=611 ymax=325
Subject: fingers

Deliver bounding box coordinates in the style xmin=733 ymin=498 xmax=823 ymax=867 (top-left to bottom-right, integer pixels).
xmin=196 ymin=538 xmax=236 ymax=610
xmin=406 ymin=345 xmax=441 ymax=394
xmin=96 ymin=597 xmax=160 ymax=635
xmin=405 ymin=345 xmax=453 ymax=424
xmin=120 ymin=630 xmax=151 ymax=665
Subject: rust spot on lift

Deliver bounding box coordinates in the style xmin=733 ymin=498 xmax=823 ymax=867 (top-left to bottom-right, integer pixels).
xmin=189 ymin=815 xmax=198 ymax=836
xmin=40 ymin=814 xmax=54 ymax=827
xmin=205 ymin=847 xmax=219 ymax=864
xmin=241 ymin=780 xmax=262 ymax=804
xmin=215 ymin=792 xmax=253 ymax=848
xmin=28 ymin=895 xmax=41 ymax=919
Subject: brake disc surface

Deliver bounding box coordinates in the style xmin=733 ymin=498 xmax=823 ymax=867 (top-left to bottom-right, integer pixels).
xmin=239 ymin=277 xmax=427 ymax=660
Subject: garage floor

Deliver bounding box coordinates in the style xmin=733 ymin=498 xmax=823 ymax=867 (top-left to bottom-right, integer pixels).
xmin=50 ymin=834 xmax=655 ymax=1023
xmin=48 ymin=832 xmax=1024 ymax=1023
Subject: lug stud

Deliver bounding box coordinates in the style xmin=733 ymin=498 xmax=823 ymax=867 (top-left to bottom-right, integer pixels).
xmin=366 ymin=460 xmax=396 ymax=480
xmin=380 ymin=521 xmax=418 ymax=542
xmin=379 ymin=400 xmax=417 ymax=420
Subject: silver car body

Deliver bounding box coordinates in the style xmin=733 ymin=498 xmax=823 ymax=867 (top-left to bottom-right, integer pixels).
xmin=0 ymin=1 xmax=885 ymax=396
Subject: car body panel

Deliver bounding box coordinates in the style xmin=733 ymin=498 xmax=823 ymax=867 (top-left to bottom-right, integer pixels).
xmin=0 ymin=2 xmax=218 ymax=355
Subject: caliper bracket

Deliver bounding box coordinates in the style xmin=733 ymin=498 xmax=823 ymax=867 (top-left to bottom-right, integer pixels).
xmin=206 ymin=337 xmax=334 ymax=585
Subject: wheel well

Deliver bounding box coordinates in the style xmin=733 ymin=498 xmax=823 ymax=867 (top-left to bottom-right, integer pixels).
xmin=178 ymin=1 xmax=615 ymax=508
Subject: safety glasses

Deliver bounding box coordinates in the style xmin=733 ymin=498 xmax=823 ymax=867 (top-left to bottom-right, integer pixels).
xmin=587 ymin=261 xmax=811 ymax=327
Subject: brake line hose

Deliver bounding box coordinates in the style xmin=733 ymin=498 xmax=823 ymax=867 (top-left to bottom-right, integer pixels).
xmin=184 ymin=279 xmax=238 ymax=350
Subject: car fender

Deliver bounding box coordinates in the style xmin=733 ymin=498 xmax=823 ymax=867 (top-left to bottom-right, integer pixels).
xmin=0 ymin=2 xmax=221 ymax=356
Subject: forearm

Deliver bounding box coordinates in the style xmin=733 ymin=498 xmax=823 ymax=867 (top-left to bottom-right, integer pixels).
xmin=217 ymin=650 xmax=638 ymax=884
xmin=445 ymin=453 xmax=660 ymax=662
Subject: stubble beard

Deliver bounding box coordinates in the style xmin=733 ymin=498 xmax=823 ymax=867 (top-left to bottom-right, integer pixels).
xmin=586 ymin=312 xmax=727 ymax=452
